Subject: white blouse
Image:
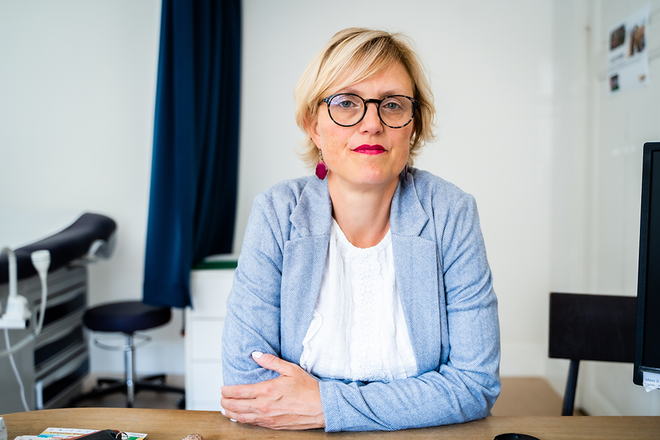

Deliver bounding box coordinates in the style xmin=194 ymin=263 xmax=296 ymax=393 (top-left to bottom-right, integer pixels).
xmin=299 ymin=219 xmax=418 ymax=382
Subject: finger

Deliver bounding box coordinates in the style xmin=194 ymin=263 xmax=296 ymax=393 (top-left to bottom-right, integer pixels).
xmin=223 ymin=407 xmax=255 ymax=425
xmin=222 ymin=397 xmax=274 ymax=427
xmin=251 ymin=351 xmax=298 ymax=376
xmin=221 ymin=395 xmax=258 ymax=414
xmin=221 ymin=382 xmax=264 ymax=399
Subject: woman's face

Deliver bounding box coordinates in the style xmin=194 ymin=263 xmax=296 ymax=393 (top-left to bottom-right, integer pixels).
xmin=307 ymin=62 xmax=415 ymax=191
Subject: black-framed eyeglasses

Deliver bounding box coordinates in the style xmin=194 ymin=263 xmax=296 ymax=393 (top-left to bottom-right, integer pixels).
xmin=321 ymin=93 xmax=419 ymax=129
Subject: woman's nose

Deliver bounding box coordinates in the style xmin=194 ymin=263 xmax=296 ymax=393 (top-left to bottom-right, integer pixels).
xmin=358 ymin=103 xmax=384 ymax=133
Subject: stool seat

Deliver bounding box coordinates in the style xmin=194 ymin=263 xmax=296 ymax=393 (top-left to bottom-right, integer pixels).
xmin=83 ymin=301 xmax=171 ymax=333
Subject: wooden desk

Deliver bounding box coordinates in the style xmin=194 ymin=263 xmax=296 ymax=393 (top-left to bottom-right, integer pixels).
xmin=2 ymin=408 xmax=659 ymax=440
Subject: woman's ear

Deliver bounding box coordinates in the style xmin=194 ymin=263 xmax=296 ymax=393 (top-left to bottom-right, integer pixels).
xmin=304 ymin=113 xmax=321 ymax=147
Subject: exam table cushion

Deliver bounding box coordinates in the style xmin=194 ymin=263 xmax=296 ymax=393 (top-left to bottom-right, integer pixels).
xmin=0 ymin=213 xmax=116 ymax=284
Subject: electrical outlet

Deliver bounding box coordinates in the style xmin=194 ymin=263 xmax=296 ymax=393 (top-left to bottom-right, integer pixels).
xmin=0 ymin=295 xmax=30 ymax=329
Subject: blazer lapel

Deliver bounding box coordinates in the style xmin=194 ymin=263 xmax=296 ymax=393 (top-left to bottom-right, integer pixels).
xmin=390 ymin=173 xmax=442 ymax=374
xmin=280 ymin=178 xmax=332 ymax=363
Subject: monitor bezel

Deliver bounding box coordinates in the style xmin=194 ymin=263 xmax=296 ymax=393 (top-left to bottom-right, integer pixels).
xmin=634 ymin=141 xmax=660 ymax=385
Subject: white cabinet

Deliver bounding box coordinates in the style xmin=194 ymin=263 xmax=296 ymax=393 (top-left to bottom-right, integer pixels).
xmin=184 ymin=265 xmax=235 ymax=411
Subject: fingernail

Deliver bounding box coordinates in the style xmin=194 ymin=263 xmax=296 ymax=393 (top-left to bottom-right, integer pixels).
xmin=230 ymin=419 xmax=237 ymax=423
xmin=252 ymin=351 xmax=263 ymax=359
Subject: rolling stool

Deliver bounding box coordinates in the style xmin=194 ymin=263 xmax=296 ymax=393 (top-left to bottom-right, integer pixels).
xmin=70 ymin=300 xmax=185 ymax=408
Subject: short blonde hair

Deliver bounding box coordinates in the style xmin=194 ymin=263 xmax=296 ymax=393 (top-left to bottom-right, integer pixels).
xmin=294 ymin=28 xmax=435 ymax=168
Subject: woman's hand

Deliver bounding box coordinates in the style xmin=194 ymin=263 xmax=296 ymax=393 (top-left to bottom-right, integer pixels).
xmin=220 ymin=352 xmax=325 ymax=430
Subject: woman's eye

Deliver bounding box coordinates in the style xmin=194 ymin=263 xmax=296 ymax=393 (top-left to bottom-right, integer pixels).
xmin=382 ymin=98 xmax=407 ymax=111
xmin=331 ymin=95 xmax=360 ymax=110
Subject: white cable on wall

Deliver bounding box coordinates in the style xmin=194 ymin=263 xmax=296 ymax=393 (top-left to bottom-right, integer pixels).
xmin=3 ymin=328 xmax=29 ymax=412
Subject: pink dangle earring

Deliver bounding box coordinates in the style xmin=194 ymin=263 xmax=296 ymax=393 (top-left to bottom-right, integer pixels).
xmin=315 ymin=150 xmax=328 ymax=180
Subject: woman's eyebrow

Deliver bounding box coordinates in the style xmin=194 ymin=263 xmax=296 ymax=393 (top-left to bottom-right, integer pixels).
xmin=336 ymin=87 xmax=409 ymax=97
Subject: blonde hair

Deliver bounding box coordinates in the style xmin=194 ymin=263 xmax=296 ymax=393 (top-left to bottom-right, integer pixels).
xmin=294 ymin=28 xmax=435 ymax=168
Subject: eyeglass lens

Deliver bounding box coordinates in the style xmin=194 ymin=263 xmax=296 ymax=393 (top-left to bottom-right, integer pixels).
xmin=327 ymin=94 xmax=415 ymax=128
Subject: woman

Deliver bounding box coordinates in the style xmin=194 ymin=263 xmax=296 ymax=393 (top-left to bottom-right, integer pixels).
xmin=221 ymin=28 xmax=500 ymax=432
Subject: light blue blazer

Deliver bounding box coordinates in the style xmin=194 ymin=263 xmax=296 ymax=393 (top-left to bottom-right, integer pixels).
xmin=222 ymin=168 xmax=500 ymax=432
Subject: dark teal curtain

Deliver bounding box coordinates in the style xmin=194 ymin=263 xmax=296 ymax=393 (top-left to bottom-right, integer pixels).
xmin=143 ymin=0 xmax=241 ymax=308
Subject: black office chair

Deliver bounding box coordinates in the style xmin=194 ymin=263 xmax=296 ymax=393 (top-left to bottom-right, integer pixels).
xmin=548 ymin=292 xmax=636 ymax=416
xmin=69 ymin=300 xmax=185 ymax=408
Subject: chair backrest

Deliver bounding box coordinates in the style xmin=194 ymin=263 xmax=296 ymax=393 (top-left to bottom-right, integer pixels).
xmin=549 ymin=292 xmax=637 ymax=415
xmin=549 ymin=292 xmax=636 ymax=363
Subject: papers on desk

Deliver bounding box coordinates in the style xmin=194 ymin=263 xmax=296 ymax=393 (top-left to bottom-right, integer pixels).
xmin=37 ymin=429 xmax=146 ymax=440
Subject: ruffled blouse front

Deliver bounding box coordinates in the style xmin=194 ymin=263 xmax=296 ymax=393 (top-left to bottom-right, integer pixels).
xmin=300 ymin=219 xmax=418 ymax=382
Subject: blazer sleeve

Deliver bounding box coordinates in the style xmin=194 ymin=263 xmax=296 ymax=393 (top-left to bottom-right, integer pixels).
xmin=222 ymin=193 xmax=286 ymax=386
xmin=318 ymin=193 xmax=500 ymax=431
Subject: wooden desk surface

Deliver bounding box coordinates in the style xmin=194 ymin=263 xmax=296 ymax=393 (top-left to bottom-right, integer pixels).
xmin=2 ymin=408 xmax=659 ymax=440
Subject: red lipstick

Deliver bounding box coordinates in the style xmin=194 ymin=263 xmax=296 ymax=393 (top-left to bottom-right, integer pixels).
xmin=354 ymin=144 xmax=386 ymax=155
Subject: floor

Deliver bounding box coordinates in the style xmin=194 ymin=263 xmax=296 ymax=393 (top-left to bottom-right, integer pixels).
xmin=71 ymin=375 xmax=580 ymax=416
xmin=71 ymin=374 xmax=187 ymax=409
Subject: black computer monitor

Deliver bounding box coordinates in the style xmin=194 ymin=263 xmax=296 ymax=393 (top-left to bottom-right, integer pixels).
xmin=634 ymin=142 xmax=660 ymax=385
